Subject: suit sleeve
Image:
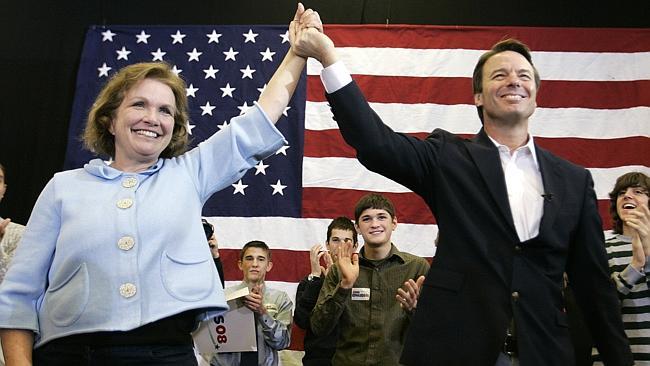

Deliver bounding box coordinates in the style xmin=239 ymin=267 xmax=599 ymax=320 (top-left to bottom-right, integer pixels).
xmin=326 ymin=81 xmax=443 ymax=194
xmin=566 ymin=171 xmax=633 ymax=366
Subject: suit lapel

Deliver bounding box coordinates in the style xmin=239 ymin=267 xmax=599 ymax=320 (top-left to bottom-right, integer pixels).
xmin=468 ymin=129 xmax=517 ymax=234
xmin=536 ymin=146 xmax=564 ymax=236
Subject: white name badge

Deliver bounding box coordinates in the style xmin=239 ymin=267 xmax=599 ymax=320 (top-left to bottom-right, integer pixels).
xmin=351 ymin=288 xmax=370 ymax=301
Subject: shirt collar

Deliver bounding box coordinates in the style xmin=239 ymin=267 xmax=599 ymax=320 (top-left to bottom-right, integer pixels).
xmin=359 ymin=243 xmax=406 ymax=265
xmin=487 ymin=133 xmax=540 ymax=168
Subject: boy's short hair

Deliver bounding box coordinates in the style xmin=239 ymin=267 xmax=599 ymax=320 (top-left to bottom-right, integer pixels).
xmin=354 ymin=193 xmax=396 ymax=223
xmin=326 ymin=217 xmax=358 ymax=244
xmin=240 ymin=240 xmax=271 ymax=261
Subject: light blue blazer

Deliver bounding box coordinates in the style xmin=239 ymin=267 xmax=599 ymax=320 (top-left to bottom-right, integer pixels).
xmin=0 ymin=104 xmax=286 ymax=347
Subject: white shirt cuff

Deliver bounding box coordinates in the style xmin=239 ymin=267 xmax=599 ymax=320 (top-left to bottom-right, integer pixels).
xmin=320 ymin=61 xmax=353 ymax=94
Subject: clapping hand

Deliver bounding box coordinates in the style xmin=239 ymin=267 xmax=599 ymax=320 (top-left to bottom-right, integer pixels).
xmin=337 ymin=240 xmax=359 ymax=289
xmin=208 ymin=234 xmax=220 ymax=258
xmin=244 ymin=284 xmax=266 ymax=315
xmin=309 ymin=243 xmax=334 ymax=278
xmin=396 ymin=276 xmax=426 ymax=312
xmin=626 ymin=204 xmax=650 ymax=271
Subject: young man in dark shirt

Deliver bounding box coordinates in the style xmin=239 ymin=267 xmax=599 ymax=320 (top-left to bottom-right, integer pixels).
xmin=310 ymin=194 xmax=430 ymax=365
xmin=294 ymin=217 xmax=358 ymax=365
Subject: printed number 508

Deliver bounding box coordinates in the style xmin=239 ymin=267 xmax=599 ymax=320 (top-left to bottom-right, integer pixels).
xmin=213 ymin=315 xmax=228 ymax=344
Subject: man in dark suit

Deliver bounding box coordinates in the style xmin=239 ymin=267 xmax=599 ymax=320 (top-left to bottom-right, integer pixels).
xmin=291 ymin=26 xmax=632 ymax=365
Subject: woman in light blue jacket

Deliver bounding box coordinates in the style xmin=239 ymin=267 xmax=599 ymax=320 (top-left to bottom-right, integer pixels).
xmin=0 ymin=5 xmax=320 ymax=365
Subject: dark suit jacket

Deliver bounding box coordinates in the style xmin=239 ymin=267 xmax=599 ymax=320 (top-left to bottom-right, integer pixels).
xmin=326 ymin=81 xmax=632 ymax=366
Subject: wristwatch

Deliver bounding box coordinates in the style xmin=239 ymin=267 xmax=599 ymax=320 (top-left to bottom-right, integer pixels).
xmin=307 ymin=274 xmax=319 ymax=281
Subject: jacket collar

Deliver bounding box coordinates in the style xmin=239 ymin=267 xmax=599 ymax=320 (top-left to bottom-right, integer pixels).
xmin=84 ymin=158 xmax=164 ymax=179
xmin=535 ymin=146 xmax=564 ymax=237
xmin=468 ymin=129 xmax=517 ymax=235
xmin=468 ymin=129 xmax=563 ymax=239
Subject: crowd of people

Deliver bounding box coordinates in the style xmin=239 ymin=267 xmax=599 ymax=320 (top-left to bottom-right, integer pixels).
xmin=0 ymin=3 xmax=647 ymax=366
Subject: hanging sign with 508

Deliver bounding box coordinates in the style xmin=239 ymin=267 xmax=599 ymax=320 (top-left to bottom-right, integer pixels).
xmin=212 ymin=315 xmax=228 ymax=348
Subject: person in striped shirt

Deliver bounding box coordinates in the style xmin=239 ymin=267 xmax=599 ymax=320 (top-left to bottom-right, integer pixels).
xmin=595 ymin=172 xmax=650 ymax=365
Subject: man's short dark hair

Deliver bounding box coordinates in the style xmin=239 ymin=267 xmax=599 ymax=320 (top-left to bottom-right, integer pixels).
xmin=240 ymin=240 xmax=271 ymax=261
xmin=609 ymin=172 xmax=650 ymax=234
xmin=354 ymin=193 xmax=396 ymax=223
xmin=472 ymin=38 xmax=541 ymax=124
xmin=326 ymin=216 xmax=358 ymax=244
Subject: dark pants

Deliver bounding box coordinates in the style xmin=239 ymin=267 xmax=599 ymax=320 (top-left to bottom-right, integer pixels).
xmin=33 ymin=342 xmax=197 ymax=366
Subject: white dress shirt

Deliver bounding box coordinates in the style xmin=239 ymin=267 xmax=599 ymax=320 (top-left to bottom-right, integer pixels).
xmin=488 ymin=136 xmax=544 ymax=241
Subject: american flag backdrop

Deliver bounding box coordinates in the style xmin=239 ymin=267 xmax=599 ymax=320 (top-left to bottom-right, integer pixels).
xmin=64 ymin=25 xmax=650 ymax=355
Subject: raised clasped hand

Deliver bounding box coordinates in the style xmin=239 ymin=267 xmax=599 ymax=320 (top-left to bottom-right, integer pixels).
xmin=289 ymin=3 xmax=336 ymax=64
xmin=291 ymin=3 xmax=323 ymax=34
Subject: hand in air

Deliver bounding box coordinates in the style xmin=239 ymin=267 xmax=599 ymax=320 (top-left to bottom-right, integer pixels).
xmin=337 ymin=240 xmax=359 ymax=289
xmin=289 ymin=3 xmax=337 ymax=65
